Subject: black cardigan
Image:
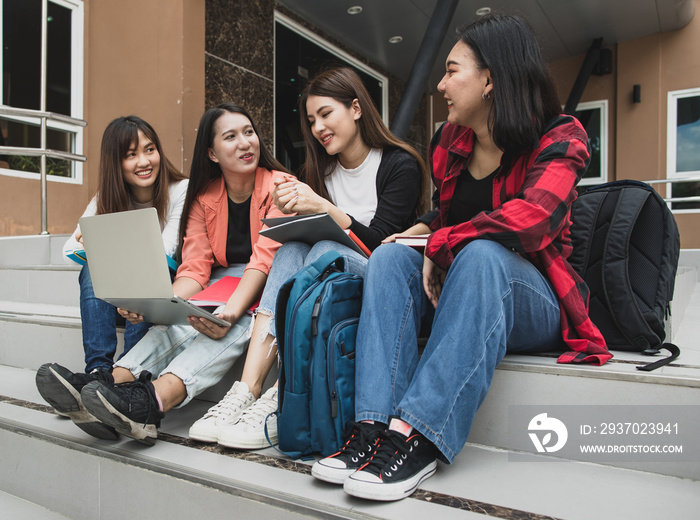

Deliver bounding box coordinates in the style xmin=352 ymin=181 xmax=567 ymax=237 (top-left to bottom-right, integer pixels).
xmin=345 ymin=147 xmax=422 ymax=251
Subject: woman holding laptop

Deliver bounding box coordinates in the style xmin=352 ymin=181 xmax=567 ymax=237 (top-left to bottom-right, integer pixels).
xmin=37 ymin=104 xmax=289 ymax=444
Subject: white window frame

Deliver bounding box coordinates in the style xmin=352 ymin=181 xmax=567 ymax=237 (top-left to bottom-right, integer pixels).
xmin=575 ymin=99 xmax=608 ymax=187
xmin=0 ymin=0 xmax=84 ymax=185
xmin=667 ymin=87 xmax=700 ymax=214
xmin=273 ymin=11 xmax=389 ymax=155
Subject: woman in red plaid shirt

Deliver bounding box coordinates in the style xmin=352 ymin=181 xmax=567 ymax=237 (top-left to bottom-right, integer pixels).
xmin=311 ymin=13 xmax=612 ymax=501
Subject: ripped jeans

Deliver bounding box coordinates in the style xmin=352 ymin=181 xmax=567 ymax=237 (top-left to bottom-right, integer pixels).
xmin=113 ymin=265 xmax=251 ymax=407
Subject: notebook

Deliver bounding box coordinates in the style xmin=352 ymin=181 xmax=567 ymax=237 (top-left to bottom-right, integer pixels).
xmin=79 ymin=208 xmax=231 ymax=327
xmin=259 ymin=213 xmax=370 ymax=257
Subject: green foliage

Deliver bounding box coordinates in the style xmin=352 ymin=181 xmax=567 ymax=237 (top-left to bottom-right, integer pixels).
xmin=7 ymin=155 xmax=71 ymax=177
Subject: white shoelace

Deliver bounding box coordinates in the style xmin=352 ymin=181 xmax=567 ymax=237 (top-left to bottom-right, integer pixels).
xmin=203 ymin=388 xmax=252 ymax=419
xmin=238 ymin=391 xmax=278 ymax=426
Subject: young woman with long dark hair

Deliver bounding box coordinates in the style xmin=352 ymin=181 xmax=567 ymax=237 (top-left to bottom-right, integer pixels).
xmin=311 ymin=14 xmax=611 ymax=501
xmin=187 ymin=67 xmax=427 ymax=450
xmin=38 ymin=104 xmax=288 ymax=444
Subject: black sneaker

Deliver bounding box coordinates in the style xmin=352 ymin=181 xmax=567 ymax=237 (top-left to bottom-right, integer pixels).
xmin=343 ymin=428 xmax=438 ymax=501
xmin=35 ymin=363 xmax=118 ymax=440
xmin=81 ymin=371 xmax=164 ymax=445
xmin=311 ymin=421 xmax=384 ymax=484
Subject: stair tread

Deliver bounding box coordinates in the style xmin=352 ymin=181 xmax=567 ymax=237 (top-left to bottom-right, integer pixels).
xmin=0 ymin=300 xmax=80 ymax=320
xmin=0 ymin=489 xmax=72 ymax=520
xmin=1 ymin=365 xmax=698 ymax=520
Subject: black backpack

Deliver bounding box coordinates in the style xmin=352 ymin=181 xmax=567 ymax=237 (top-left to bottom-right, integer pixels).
xmin=569 ymin=180 xmax=681 ymax=371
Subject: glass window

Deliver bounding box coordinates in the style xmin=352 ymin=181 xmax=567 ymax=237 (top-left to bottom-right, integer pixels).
xmin=0 ymin=0 xmax=83 ymax=182
xmin=575 ymin=100 xmax=608 ymax=188
xmin=274 ymin=13 xmax=387 ymax=175
xmin=667 ymin=88 xmax=700 ymax=211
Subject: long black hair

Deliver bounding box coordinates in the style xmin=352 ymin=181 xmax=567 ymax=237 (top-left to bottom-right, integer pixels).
xmin=177 ymin=103 xmax=289 ymax=257
xmin=457 ymin=13 xmax=561 ymax=156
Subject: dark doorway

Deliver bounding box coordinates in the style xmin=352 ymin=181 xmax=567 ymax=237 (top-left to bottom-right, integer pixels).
xmin=275 ymin=21 xmax=385 ymax=176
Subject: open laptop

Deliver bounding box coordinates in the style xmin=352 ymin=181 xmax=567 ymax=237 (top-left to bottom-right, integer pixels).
xmin=79 ymin=208 xmax=230 ymax=327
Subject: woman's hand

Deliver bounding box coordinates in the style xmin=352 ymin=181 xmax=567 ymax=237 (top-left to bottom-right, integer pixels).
xmin=272 ymin=176 xmax=298 ymax=214
xmin=422 ymin=255 xmax=446 ymax=309
xmin=273 ymin=177 xmax=325 ymax=215
xmin=117 ymin=307 xmax=144 ymax=325
xmin=187 ymin=310 xmax=233 ymax=340
xmin=384 ymin=223 xmax=431 ymax=244
xmin=75 ymin=231 xmax=84 ymax=245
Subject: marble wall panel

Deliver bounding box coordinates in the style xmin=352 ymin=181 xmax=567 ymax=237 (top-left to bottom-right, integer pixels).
xmin=206 ymin=0 xmax=274 ymax=79
xmin=204 ymin=1 xmax=427 ymax=161
xmin=205 ymin=55 xmax=274 ymax=147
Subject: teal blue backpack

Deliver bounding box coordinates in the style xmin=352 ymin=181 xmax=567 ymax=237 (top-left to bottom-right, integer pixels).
xmin=275 ymin=251 xmax=363 ymax=458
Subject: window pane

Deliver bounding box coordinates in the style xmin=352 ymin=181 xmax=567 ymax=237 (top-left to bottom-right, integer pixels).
xmin=576 ymin=107 xmax=601 ymax=180
xmin=47 ymin=2 xmax=71 ymax=115
xmin=675 ymin=95 xmax=700 ymax=173
xmin=0 ymin=117 xmax=74 ymax=178
xmin=2 ymin=0 xmax=72 ymax=115
xmin=671 ymin=181 xmax=700 ymax=210
xmin=3 ymin=0 xmax=42 ymax=110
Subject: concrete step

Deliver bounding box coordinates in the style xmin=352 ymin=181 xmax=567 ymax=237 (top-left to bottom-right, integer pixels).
xmin=1 ymin=365 xmax=698 ymax=520
xmin=0 ymin=234 xmax=71 ymax=266
xmin=0 ymin=266 xmax=80 ymax=307
xmin=0 ymin=490 xmax=72 ymax=520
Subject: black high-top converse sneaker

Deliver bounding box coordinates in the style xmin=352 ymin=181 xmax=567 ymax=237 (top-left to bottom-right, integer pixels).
xmin=343 ymin=428 xmax=437 ymax=501
xmin=311 ymin=421 xmax=384 ymax=484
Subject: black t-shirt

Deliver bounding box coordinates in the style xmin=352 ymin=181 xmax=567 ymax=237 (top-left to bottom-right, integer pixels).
xmin=445 ymin=167 xmax=497 ymax=226
xmin=225 ymin=196 xmax=253 ymax=265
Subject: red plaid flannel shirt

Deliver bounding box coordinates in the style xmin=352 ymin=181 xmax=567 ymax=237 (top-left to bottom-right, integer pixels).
xmin=425 ymin=115 xmax=611 ymax=365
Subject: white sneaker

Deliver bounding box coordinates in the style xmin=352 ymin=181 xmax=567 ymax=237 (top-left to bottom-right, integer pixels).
xmin=218 ymin=386 xmax=278 ymax=449
xmin=188 ymin=381 xmax=255 ymax=442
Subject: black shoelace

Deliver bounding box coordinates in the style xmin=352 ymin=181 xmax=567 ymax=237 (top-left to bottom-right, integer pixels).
xmin=361 ymin=430 xmax=419 ymax=476
xmin=113 ymin=377 xmax=156 ymax=425
xmin=339 ymin=421 xmax=380 ymax=456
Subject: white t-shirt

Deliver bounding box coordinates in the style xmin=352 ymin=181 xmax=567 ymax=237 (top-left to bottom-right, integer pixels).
xmin=324 ymin=148 xmax=382 ymax=227
xmin=63 ymin=179 xmax=189 ymax=264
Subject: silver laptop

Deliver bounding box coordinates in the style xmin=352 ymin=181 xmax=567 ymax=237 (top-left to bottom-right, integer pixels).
xmin=79 ymin=208 xmax=230 ymax=327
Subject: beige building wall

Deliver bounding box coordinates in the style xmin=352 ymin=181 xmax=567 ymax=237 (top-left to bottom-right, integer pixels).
xmin=550 ymin=0 xmax=700 ymax=248
xmin=0 ymin=0 xmax=205 ymax=237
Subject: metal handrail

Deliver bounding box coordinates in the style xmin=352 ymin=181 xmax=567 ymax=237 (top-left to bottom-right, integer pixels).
xmin=0 ymin=0 xmax=87 ymax=235
xmin=588 ymin=178 xmax=700 ymax=206
xmin=0 ymin=105 xmax=86 ymax=128
xmin=0 ymin=145 xmax=86 ymax=163
xmin=0 ymin=107 xmax=86 ymax=235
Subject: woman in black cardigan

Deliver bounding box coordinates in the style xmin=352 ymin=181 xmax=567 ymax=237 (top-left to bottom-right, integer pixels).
xmin=187 ymin=67 xmax=426 ymax=450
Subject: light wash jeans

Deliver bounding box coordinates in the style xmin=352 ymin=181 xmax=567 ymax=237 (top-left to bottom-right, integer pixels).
xmin=257 ymin=240 xmax=368 ymax=336
xmin=354 ymin=240 xmax=563 ymax=463
xmin=79 ymin=263 xmax=150 ymax=372
xmin=114 ymin=265 xmax=250 ymax=407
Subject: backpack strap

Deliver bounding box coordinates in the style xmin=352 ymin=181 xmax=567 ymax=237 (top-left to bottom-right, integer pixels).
xmin=601 ymin=186 xmax=660 ymax=351
xmin=307 ymin=250 xmax=346 ymax=278
xmin=636 ymin=343 xmax=681 ymax=372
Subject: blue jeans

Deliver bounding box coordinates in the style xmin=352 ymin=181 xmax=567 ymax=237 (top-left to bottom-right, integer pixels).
xmin=257 ymin=240 xmax=368 ymax=336
xmin=354 ymin=240 xmax=563 ymax=463
xmin=79 ymin=264 xmax=150 ymax=373
xmin=113 ymin=265 xmax=251 ymax=407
